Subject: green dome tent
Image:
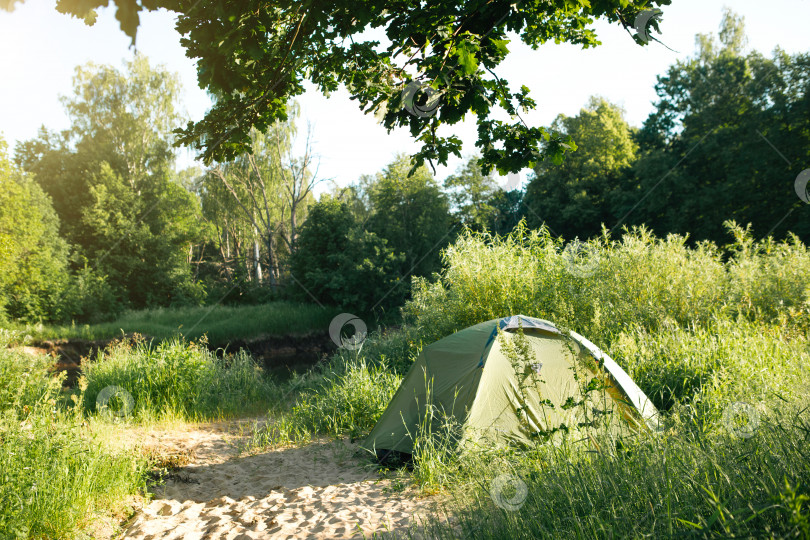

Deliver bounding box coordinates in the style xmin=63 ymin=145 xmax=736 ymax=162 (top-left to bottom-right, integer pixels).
xmin=363 ymin=315 xmax=660 ymax=456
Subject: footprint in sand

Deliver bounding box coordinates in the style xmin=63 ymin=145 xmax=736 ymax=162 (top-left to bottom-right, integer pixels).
xmin=121 ymin=422 xmax=436 ymax=539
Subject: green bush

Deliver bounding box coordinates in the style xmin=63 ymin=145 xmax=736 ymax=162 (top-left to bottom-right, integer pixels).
xmin=0 ymin=139 xmax=68 ymax=323
xmin=289 ymin=196 xmax=405 ymax=312
xmin=403 ymin=222 xmax=809 ymax=345
xmin=58 ymin=264 xmax=124 ymax=323
xmin=611 ymin=317 xmax=809 ymax=413
xmin=724 ymin=222 xmax=810 ymax=323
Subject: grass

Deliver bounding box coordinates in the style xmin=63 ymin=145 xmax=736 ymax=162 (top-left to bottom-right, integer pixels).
xmin=245 ymin=327 xmax=416 ymax=449
xmin=418 ymin=403 xmax=810 ymax=539
xmin=0 ymin=329 xmax=284 ymax=538
xmin=0 ymin=331 xmax=149 ymax=539
xmin=248 ymin=223 xmax=810 ymax=538
xmin=255 ymin=356 xmax=401 ymax=446
xmin=81 ymin=336 xmax=279 ymax=422
xmin=397 ymin=225 xmax=810 ymax=538
xmin=403 ymin=222 xmax=810 ymax=345
xmin=4 ymin=222 xmax=810 ymax=538
xmin=6 ymin=301 xmax=341 ymax=345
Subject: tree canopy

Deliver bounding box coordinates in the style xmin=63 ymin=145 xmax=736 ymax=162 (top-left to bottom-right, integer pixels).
xmin=0 ymin=138 xmax=68 ymax=322
xmin=16 ymin=56 xmax=205 ymax=313
xmin=620 ymin=9 xmax=810 ymax=243
xmin=25 ymin=0 xmax=670 ymax=174
xmin=524 ymin=96 xmax=636 ymax=239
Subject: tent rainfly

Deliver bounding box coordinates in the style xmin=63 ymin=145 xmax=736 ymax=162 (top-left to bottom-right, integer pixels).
xmin=363 ymin=315 xmax=660 ymax=456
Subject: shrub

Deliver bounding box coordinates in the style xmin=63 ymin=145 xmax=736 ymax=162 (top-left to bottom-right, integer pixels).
xmin=289 ymin=196 xmax=404 ymax=312
xmin=610 ymin=317 xmax=809 ymax=413
xmin=724 ymin=221 xmax=810 ymax=323
xmin=403 ymin=222 xmax=808 ymax=345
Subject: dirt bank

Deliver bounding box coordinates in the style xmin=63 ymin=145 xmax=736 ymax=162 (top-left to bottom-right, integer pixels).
xmin=28 ymin=333 xmax=337 ymax=388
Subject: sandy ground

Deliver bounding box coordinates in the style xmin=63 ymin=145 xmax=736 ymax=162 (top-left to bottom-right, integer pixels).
xmin=118 ymin=420 xmax=438 ymax=539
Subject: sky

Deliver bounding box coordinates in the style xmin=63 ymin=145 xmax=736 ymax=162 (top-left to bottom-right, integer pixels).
xmin=1 ymin=0 xmax=808 ymax=194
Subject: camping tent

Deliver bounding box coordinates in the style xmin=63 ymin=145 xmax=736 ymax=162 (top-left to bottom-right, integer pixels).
xmin=363 ymin=315 xmax=660 ymax=455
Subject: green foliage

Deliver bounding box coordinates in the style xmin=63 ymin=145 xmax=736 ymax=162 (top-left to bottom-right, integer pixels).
xmin=0 ymin=138 xmax=68 ymax=322
xmin=59 ymin=264 xmax=122 ymax=323
xmin=290 ymin=155 xmax=454 ymax=313
xmin=290 ymin=196 xmax=404 ymax=312
xmin=443 ymin=156 xmax=501 ymax=232
xmin=198 ymin=105 xmax=318 ymax=290
xmin=619 ymin=12 xmax=810 ymax=244
xmin=403 ymin=222 xmax=809 ymax=348
xmin=366 ymin=155 xmax=452 ymax=280
xmin=0 ymin=334 xmax=148 ymax=539
xmin=42 ymin=0 xmax=668 ymax=172
xmin=16 ymin=56 xmax=205 ymax=317
xmin=425 ymin=405 xmax=810 ymax=539
xmin=723 ymin=222 xmax=810 ymax=322
xmin=613 ymin=317 xmax=809 ymax=413
xmin=13 ymin=301 xmax=339 ymax=345
xmin=264 ymin=358 xmax=401 ymax=445
xmin=82 ymin=338 xmax=277 ymax=421
xmin=524 ymin=97 xmax=637 ymax=240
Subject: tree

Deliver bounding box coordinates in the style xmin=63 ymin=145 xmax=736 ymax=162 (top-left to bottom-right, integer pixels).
xmin=0 ymin=138 xmax=68 ymax=322
xmin=366 ymin=154 xmax=452 ymax=279
xmin=443 ymin=155 xmax=500 ymax=231
xmin=618 ymin=9 xmax=810 ymax=244
xmin=205 ymin=105 xmax=320 ymax=287
xmin=15 ymin=56 xmax=205 ymax=310
xmin=487 ymin=189 xmax=525 ymax=237
xmin=289 ymin=196 xmax=403 ymax=312
xmin=524 ymin=96 xmax=637 ymax=240
xmin=29 ymin=0 xmax=670 ymax=174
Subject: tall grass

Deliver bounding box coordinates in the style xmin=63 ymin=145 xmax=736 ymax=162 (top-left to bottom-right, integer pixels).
xmin=0 ymin=331 xmax=148 ymax=539
xmin=249 ymin=223 xmax=810 ymax=538
xmin=612 ymin=316 xmax=809 ymax=412
xmin=391 ymin=223 xmax=810 ymax=538
xmin=403 ymin=222 xmax=809 ymax=345
xmin=420 ymin=403 xmax=810 ymax=539
xmin=254 ymin=357 xmax=401 ymax=447
xmin=1 ymin=330 xmax=287 ymax=537
xmin=244 ymin=326 xmax=419 ymax=448
xmin=82 ymin=337 xmax=277 ymax=422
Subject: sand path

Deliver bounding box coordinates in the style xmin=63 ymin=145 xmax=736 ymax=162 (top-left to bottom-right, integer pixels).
xmin=119 ymin=420 xmax=436 ymax=539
